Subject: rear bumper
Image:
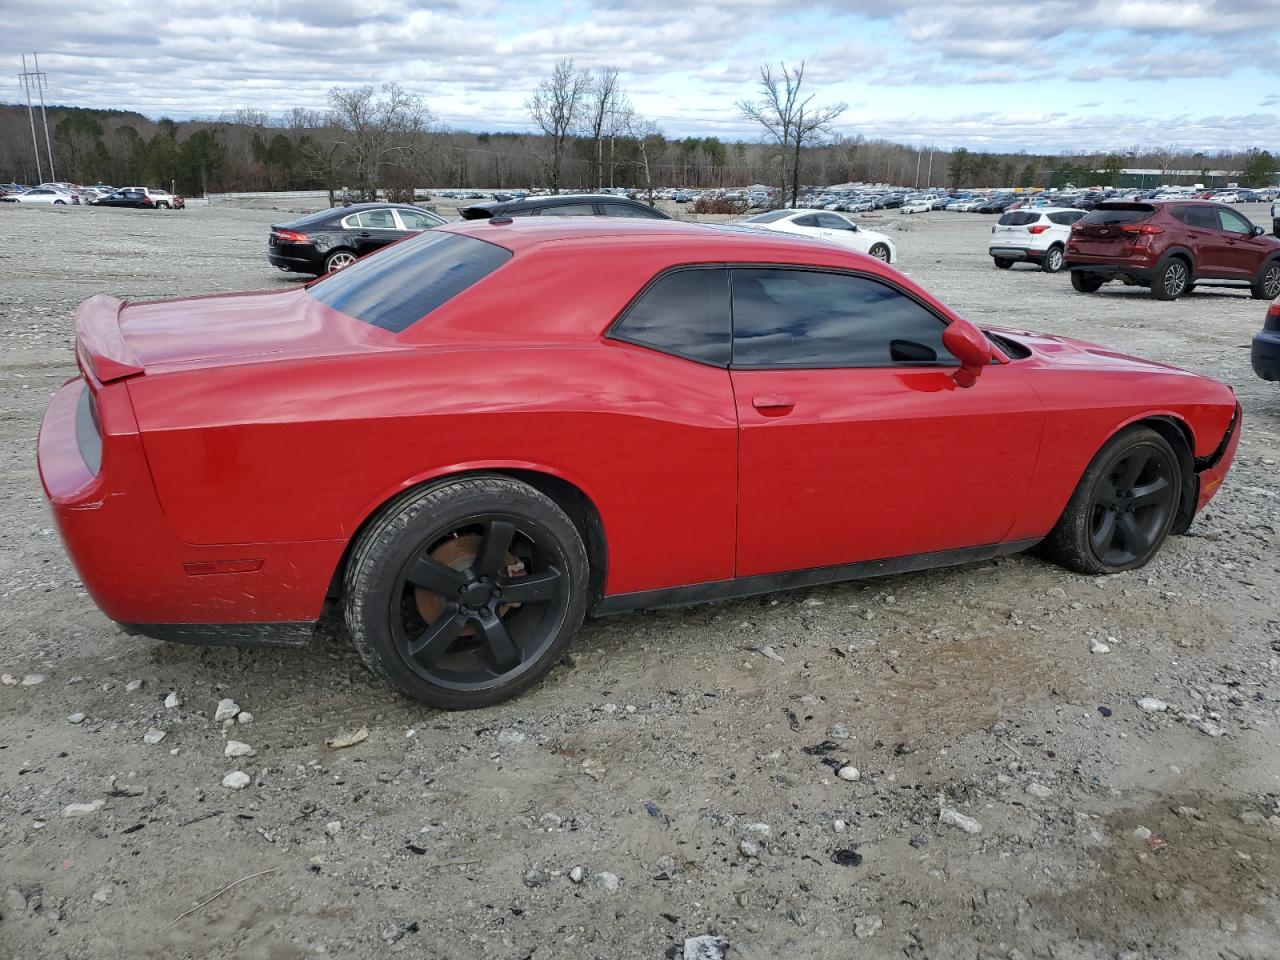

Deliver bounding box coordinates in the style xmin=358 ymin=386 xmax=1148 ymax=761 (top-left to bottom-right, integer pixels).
xmin=38 ymin=378 xmax=338 ymax=637
xmin=990 ymin=245 xmax=1047 ymax=261
xmin=1252 ymin=330 xmax=1280 ymax=381
xmin=1065 ymin=261 xmax=1157 ymax=284
xmin=267 ymin=246 xmax=320 ymax=273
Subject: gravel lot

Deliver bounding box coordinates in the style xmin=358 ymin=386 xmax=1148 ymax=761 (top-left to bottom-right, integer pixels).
xmin=2 ymin=199 xmax=1279 ymax=960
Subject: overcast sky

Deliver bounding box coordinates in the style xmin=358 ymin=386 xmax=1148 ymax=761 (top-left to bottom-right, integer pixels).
xmin=4 ymin=0 xmax=1279 ymax=153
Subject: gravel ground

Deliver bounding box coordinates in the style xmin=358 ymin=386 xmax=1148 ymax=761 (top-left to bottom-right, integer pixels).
xmin=2 ymin=199 xmax=1279 ymax=960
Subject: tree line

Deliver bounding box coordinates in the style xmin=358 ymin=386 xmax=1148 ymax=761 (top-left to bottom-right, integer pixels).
xmin=1 ymin=63 xmax=1275 ymax=199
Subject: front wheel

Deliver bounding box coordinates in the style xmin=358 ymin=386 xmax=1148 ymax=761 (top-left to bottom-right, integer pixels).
xmin=1252 ymin=260 xmax=1280 ymax=300
xmin=1040 ymin=427 xmax=1181 ymax=575
xmin=344 ymin=477 xmax=589 ymax=709
xmin=1152 ymin=258 xmax=1190 ymax=300
xmin=867 ymin=243 xmax=890 ymax=262
xmin=1041 ymin=246 xmax=1065 ymax=273
xmin=1070 ymin=271 xmax=1104 ymax=293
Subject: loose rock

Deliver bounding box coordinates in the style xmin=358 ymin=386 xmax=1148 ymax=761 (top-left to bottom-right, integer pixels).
xmin=683 ymin=935 xmax=728 ymax=960
xmin=224 ymin=740 xmax=254 ymax=758
xmin=1136 ymin=697 xmax=1169 ymax=714
xmin=1090 ymin=639 xmax=1111 ymax=654
xmin=837 ymin=765 xmax=860 ymax=782
xmin=590 ymin=871 xmax=620 ymax=893
xmin=222 ymin=771 xmax=251 ymax=790
xmin=20 ymin=674 xmax=45 ymax=686
xmin=164 ymin=691 xmax=182 ymax=709
xmin=939 ymin=804 xmax=983 ymax=834
xmin=142 ymin=728 xmax=167 ymax=745
xmin=67 ymin=712 xmax=85 ymax=724
xmin=63 ymin=800 xmax=106 ymax=817
xmin=214 ymin=698 xmax=240 ymax=722
xmin=854 ymin=915 xmax=883 ymax=938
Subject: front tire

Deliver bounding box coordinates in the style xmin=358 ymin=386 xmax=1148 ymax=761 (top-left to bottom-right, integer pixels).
xmin=1152 ymin=257 xmax=1190 ymax=300
xmin=344 ymin=477 xmax=589 ymax=709
xmin=1252 ymin=260 xmax=1280 ymax=300
xmin=1040 ymin=427 xmax=1181 ymax=575
xmin=867 ymin=243 xmax=891 ymax=262
xmin=1070 ymin=271 xmax=1104 ymax=293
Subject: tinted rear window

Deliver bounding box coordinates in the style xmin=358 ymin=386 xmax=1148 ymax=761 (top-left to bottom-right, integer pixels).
xmin=742 ymin=211 xmax=792 ymax=224
xmin=1081 ymin=204 xmax=1155 ymax=226
xmin=998 ymin=212 xmax=1040 ymax=226
xmin=308 ymin=232 xmax=511 ymax=333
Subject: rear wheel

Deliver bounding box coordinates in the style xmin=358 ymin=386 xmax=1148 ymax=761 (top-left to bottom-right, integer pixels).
xmin=1041 ymin=246 xmax=1065 ymax=273
xmin=344 ymin=477 xmax=589 ymax=709
xmin=1041 ymin=427 xmax=1181 ymax=575
xmin=1251 ymin=260 xmax=1280 ymax=300
xmin=867 ymin=243 xmax=891 ymax=262
xmin=324 ymin=250 xmax=357 ymax=272
xmin=1152 ymin=257 xmax=1190 ymax=300
xmin=994 ymin=257 xmax=1014 ymax=269
xmin=1070 ymin=271 xmax=1104 ymax=293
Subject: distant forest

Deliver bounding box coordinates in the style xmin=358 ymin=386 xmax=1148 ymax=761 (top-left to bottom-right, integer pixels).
xmin=2 ymin=98 xmax=1275 ymax=196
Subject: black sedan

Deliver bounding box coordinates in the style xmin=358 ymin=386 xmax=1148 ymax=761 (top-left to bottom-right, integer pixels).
xmin=267 ymin=203 xmax=448 ymax=274
xmin=459 ymin=194 xmax=669 ymax=220
xmin=1253 ymin=296 xmax=1280 ymax=382
xmin=90 ymin=188 xmax=155 ymax=208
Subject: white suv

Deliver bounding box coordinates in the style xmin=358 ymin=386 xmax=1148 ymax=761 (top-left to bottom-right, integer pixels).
xmin=989 ymin=207 xmax=1085 ymax=273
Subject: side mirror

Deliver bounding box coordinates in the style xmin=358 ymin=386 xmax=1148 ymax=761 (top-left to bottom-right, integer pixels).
xmin=1253 ymin=225 xmax=1265 ymax=237
xmin=942 ymin=319 xmax=993 ymax=389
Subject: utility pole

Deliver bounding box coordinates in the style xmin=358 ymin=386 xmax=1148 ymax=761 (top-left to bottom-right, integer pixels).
xmin=18 ymin=53 xmax=46 ymax=183
xmin=34 ymin=54 xmax=55 ymax=182
xmin=926 ymin=148 xmax=933 ymax=188
xmin=914 ymin=148 xmax=922 ymax=188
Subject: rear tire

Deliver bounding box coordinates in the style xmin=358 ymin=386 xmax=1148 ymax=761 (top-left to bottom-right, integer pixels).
xmin=1251 ymin=260 xmax=1280 ymax=300
xmin=1041 ymin=246 xmax=1065 ymax=273
xmin=1070 ymin=271 xmax=1104 ymax=293
xmin=994 ymin=257 xmax=1013 ymax=269
xmin=1040 ymin=427 xmax=1181 ymax=575
xmin=344 ymin=477 xmax=589 ymax=709
xmin=324 ymin=250 xmax=357 ymax=273
xmin=1152 ymin=257 xmax=1190 ymax=300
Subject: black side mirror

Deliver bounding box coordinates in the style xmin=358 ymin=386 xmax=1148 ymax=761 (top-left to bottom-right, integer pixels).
xmin=1254 ymin=225 xmax=1265 ymax=237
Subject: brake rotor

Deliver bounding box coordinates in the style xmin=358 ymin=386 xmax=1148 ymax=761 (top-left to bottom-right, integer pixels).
xmin=414 ymin=533 xmax=524 ymax=634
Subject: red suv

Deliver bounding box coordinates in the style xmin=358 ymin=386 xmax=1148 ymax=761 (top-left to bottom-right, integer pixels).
xmin=1065 ymin=201 xmax=1280 ymax=300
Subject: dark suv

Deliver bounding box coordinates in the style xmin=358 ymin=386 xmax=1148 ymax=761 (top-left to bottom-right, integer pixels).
xmin=459 ymin=194 xmax=669 ymax=220
xmin=1066 ymin=201 xmax=1280 ymax=300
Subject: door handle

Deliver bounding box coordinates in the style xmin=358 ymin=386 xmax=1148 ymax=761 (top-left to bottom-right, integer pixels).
xmin=359 ymin=231 xmax=370 ymax=237
xmin=752 ymin=394 xmax=796 ymax=412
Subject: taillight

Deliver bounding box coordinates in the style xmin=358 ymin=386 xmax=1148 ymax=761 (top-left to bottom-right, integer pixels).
xmin=1027 ymin=225 xmax=1050 ymax=234
xmin=1267 ymin=300 xmax=1280 ymax=331
xmin=274 ymin=229 xmax=310 ymax=244
xmin=1121 ymin=224 xmax=1163 ymax=235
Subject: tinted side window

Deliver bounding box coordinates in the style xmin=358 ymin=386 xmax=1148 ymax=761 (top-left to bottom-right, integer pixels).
xmin=610 ymin=268 xmax=731 ymax=366
xmin=815 ymin=213 xmax=852 ymax=230
xmin=791 ymin=215 xmax=820 ymax=227
xmin=540 ymin=204 xmax=596 ymax=216
xmin=359 ymin=209 xmax=397 ymax=228
xmin=1047 ymin=211 xmax=1083 ymax=225
xmin=396 ymin=209 xmax=435 ymax=230
xmin=602 ymin=203 xmax=663 ymax=218
xmin=1217 ymin=208 xmax=1252 ymax=234
xmin=730 ymin=269 xmax=956 ymax=368
xmin=308 ymin=232 xmax=511 ymax=333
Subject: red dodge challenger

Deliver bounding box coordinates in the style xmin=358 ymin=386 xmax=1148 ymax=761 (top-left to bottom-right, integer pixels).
xmin=38 ymin=218 xmax=1240 ymax=708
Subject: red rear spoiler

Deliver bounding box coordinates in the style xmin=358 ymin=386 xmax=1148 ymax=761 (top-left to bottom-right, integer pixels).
xmin=75 ymin=294 xmax=143 ymax=383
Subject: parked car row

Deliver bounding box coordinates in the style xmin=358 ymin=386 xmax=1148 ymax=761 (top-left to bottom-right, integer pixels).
xmin=0 ymin=182 xmax=183 ymax=208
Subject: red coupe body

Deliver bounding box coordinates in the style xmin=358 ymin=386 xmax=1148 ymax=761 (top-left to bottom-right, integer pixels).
xmin=39 ymin=218 xmax=1240 ymax=646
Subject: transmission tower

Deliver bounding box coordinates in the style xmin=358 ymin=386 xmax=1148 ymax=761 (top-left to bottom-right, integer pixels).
xmin=18 ymin=53 xmax=56 ymax=183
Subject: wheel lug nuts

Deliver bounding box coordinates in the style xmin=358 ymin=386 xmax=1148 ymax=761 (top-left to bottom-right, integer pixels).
xmin=491 ymin=588 xmax=502 ymax=598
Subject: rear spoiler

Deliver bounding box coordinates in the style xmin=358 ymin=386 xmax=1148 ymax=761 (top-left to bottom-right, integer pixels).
xmin=74 ymin=294 xmax=143 ymax=383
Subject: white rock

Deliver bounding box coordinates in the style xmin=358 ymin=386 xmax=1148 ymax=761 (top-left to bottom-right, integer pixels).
xmin=602 ymin=703 xmax=618 ymax=714
xmin=742 ymin=822 xmax=771 ymax=840
xmin=0 ymin=674 xmax=17 ymax=686
xmin=325 ymin=820 xmax=342 ymax=836
xmin=164 ymin=692 xmax=182 ymax=709
xmin=222 ymin=771 xmax=251 ymax=790
xmin=568 ymin=865 xmax=584 ymax=884
xmin=738 ymin=839 xmax=761 ymax=858
xmin=91 ymin=884 xmax=114 ymax=904
xmin=496 ymin=729 xmax=527 ymax=748
xmin=1136 ymin=697 xmax=1169 ymax=713
xmin=67 ymin=713 xmax=86 ymax=724
xmin=683 ymin=935 xmax=728 ymax=960
xmin=236 ymin=711 xmax=254 ymax=725
xmin=1134 ymin=825 xmax=1153 ymax=840
xmin=854 ymin=915 xmax=883 ymax=939
xmin=142 ymin=728 xmax=167 ymax=745
xmin=224 ymin=740 xmax=254 ymax=758
xmin=759 ymin=645 xmax=785 ymax=663
xmin=1090 ymin=639 xmax=1111 ymax=655
xmin=939 ymin=804 xmax=983 ymax=834
xmin=62 ymin=800 xmax=105 ymax=817
xmin=214 ymin=698 xmax=241 ymax=722
xmin=125 ymin=679 xmax=144 ymax=693
xmin=591 ymin=871 xmax=620 ymax=893
xmin=837 ymin=765 xmax=860 ymax=782
xmin=1026 ymin=783 xmax=1054 ymax=799
xmin=20 ymin=674 xmax=45 ymax=686
xmin=828 ymin=722 xmax=849 ymax=740
xmin=1195 ymin=720 xmax=1225 ymax=738
xmin=833 ymin=819 xmax=847 ymax=832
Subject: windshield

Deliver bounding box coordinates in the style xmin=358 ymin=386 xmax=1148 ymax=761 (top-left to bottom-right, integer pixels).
xmin=308 ymin=231 xmax=511 ymax=333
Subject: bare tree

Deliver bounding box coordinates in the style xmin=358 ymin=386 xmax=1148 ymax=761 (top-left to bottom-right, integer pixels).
xmin=328 ymin=82 xmax=434 ymax=200
xmin=627 ymin=114 xmax=664 ymax=206
xmin=527 ymin=59 xmax=588 ymax=192
xmin=738 ymin=62 xmax=845 ymax=207
xmin=582 ymin=68 xmax=631 ymax=190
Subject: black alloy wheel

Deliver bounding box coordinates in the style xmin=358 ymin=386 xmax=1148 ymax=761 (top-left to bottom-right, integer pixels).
xmin=345 ymin=476 xmax=588 ymax=708
xmin=1041 ymin=427 xmax=1182 ymax=574
xmin=1252 ymin=261 xmax=1280 ymax=300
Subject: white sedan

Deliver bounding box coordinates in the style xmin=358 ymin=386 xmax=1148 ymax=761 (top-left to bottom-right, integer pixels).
xmin=4 ymin=185 xmax=77 ymax=205
xmin=738 ymin=208 xmax=897 ymax=262
xmin=900 ymin=195 xmax=938 ymax=214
